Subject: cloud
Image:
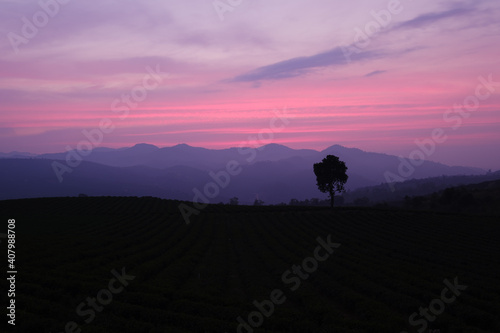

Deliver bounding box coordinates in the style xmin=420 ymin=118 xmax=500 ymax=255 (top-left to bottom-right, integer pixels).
xmin=225 ymin=4 xmax=483 ymax=84
xmin=229 ymin=47 xmax=379 ymax=82
xmin=364 ymin=70 xmax=386 ymax=77
xmin=392 ymin=6 xmax=472 ymax=31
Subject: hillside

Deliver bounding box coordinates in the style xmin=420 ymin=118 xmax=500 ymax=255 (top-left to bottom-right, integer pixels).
xmin=397 ymin=179 xmax=500 ymax=215
xmin=1 ymin=197 xmax=499 ymax=332
xmin=342 ymin=171 xmax=500 ymax=205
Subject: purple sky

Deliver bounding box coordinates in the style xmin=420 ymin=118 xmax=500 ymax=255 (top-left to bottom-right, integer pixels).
xmin=0 ymin=0 xmax=499 ymax=169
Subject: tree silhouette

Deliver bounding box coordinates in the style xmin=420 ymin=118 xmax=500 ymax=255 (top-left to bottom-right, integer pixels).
xmin=313 ymin=155 xmax=348 ymax=208
xmin=253 ymin=199 xmax=264 ymax=206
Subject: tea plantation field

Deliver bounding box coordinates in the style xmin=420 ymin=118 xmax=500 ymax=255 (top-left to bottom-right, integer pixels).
xmin=1 ymin=196 xmax=499 ymax=332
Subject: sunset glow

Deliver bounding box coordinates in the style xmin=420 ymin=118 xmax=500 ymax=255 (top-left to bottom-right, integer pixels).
xmin=1 ymin=0 xmax=499 ymax=168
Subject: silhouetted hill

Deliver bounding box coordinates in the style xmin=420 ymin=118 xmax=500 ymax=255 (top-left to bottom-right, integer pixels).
xmin=396 ymin=178 xmax=500 ymax=215
xmin=0 ymin=159 xmax=173 ymax=200
xmin=343 ymin=171 xmax=500 ymax=205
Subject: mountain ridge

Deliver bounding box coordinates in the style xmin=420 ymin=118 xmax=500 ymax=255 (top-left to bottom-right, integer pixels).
xmin=4 ymin=142 xmax=486 ymax=172
xmin=0 ymin=143 xmax=489 ymax=204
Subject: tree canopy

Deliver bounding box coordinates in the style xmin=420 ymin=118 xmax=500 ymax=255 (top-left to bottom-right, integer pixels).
xmin=313 ymin=155 xmax=348 ymax=208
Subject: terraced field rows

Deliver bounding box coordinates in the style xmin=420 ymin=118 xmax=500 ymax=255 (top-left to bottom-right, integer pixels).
xmin=1 ymin=197 xmax=499 ymax=332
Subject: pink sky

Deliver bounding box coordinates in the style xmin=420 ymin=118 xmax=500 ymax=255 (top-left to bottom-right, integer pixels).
xmin=1 ymin=0 xmax=499 ymax=169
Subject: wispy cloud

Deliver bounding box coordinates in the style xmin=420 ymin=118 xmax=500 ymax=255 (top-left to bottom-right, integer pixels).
xmin=227 ymin=4 xmax=479 ymax=84
xmin=229 ymin=47 xmax=379 ymax=82
xmin=392 ymin=7 xmax=472 ymax=30
xmin=364 ymin=70 xmax=386 ymax=77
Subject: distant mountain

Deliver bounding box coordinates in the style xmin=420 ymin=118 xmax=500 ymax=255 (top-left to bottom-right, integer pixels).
xmin=0 ymin=151 xmax=36 ymax=158
xmin=0 ymin=143 xmax=488 ymax=203
xmin=39 ymin=143 xmax=161 ymax=168
xmin=320 ymin=145 xmax=485 ymax=185
xmin=37 ymin=143 xmax=484 ymax=176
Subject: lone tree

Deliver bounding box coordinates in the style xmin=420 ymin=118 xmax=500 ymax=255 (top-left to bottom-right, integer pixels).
xmin=313 ymin=155 xmax=348 ymax=208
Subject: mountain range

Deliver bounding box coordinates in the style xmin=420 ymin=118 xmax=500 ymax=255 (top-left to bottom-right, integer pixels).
xmin=0 ymin=143 xmax=488 ymax=204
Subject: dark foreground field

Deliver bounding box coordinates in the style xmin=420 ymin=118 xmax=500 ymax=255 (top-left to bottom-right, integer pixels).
xmin=1 ymin=197 xmax=499 ymax=333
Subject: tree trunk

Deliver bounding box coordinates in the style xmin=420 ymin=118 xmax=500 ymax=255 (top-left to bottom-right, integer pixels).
xmin=330 ymin=191 xmax=335 ymax=208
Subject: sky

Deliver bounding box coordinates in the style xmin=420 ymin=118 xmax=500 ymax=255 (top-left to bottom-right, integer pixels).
xmin=0 ymin=0 xmax=499 ymax=169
